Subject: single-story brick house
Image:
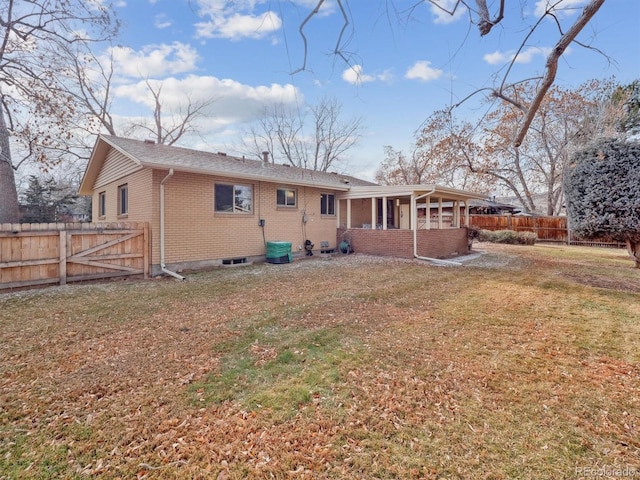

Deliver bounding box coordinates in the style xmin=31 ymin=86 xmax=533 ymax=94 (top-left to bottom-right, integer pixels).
xmin=79 ymin=135 xmax=485 ymax=276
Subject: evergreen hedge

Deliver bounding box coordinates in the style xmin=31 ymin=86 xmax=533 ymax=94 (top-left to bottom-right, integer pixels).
xmin=563 ymin=138 xmax=640 ymax=266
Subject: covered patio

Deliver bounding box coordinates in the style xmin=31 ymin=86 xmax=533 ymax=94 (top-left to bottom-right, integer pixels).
xmin=335 ymin=185 xmax=486 ymax=261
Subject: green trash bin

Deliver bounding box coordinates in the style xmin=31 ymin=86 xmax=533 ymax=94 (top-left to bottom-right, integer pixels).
xmin=265 ymin=241 xmax=292 ymax=264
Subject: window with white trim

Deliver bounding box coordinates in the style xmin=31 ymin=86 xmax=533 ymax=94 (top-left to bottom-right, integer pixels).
xmin=117 ymin=184 xmax=128 ymax=215
xmin=215 ymin=183 xmax=253 ymax=213
xmin=98 ymin=191 xmax=106 ymax=217
xmin=320 ymin=193 xmax=335 ymax=216
xmin=277 ymin=187 xmax=297 ymax=207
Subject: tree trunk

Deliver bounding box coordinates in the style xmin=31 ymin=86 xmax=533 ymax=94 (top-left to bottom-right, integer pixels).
xmin=626 ymin=239 xmax=640 ymax=269
xmin=0 ymin=108 xmax=20 ymax=223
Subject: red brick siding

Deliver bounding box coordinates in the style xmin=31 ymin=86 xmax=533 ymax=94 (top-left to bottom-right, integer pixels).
xmin=416 ymin=229 xmax=469 ymax=258
xmin=337 ymin=228 xmax=469 ymax=259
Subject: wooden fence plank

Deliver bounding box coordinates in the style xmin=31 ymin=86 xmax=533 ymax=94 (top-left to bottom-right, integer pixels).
xmin=68 ymin=258 xmax=144 ymax=272
xmin=60 ymin=231 xmax=67 ymax=286
xmin=143 ymin=223 xmax=149 ymax=279
xmin=0 ymin=259 xmax=59 ymax=268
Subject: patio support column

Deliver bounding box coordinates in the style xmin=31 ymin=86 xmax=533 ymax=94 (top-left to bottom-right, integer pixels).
xmin=382 ymin=196 xmax=388 ymax=230
xmin=371 ymin=197 xmax=376 ymax=229
xmin=454 ymin=200 xmax=459 ymax=228
xmin=346 ymin=199 xmax=352 ymax=229
xmin=410 ymin=194 xmax=417 ymax=230
xmin=425 ymin=195 xmax=431 ymax=229
xmin=465 ymin=201 xmax=470 ymax=227
xmin=438 ymin=197 xmax=443 ymax=229
xmin=336 ymin=198 xmax=340 ymax=228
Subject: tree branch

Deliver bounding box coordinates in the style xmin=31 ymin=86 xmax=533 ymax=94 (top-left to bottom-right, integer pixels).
xmin=476 ymin=0 xmax=504 ymax=36
xmin=514 ymin=0 xmax=605 ymax=147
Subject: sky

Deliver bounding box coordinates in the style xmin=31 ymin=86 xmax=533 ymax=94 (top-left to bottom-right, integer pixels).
xmin=100 ymin=0 xmax=640 ymax=181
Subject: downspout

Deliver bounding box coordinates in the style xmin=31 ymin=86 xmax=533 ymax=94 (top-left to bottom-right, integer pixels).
xmin=412 ymin=190 xmax=463 ymax=266
xmin=160 ymin=169 xmax=186 ymax=280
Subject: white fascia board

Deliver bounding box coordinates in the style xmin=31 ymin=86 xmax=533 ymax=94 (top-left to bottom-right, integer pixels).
xmin=338 ymin=185 xmax=486 ymax=200
xmin=139 ymin=161 xmax=353 ymax=191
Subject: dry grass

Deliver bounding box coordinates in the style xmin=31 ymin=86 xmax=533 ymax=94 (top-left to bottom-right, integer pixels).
xmin=1 ymin=244 xmax=639 ymax=479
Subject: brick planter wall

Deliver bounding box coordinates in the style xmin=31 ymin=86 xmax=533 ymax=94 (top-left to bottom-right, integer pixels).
xmin=337 ymin=228 xmax=469 ymax=259
xmin=416 ymin=228 xmax=469 ymax=259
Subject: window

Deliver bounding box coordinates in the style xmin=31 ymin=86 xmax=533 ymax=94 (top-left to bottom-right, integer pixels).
xmin=215 ymin=183 xmax=253 ymax=213
xmin=277 ymin=187 xmax=297 ymax=207
xmin=118 ymin=184 xmax=128 ymax=216
xmin=320 ymin=193 xmax=335 ymax=216
xmin=98 ymin=191 xmax=106 ymax=217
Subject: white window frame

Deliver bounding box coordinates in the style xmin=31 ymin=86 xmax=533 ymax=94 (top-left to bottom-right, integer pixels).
xmin=277 ymin=187 xmax=297 ymax=208
xmin=98 ymin=191 xmax=106 ymax=217
xmin=215 ymin=183 xmax=253 ymax=214
xmin=320 ymin=193 xmax=335 ymax=216
xmin=117 ymin=184 xmax=128 ymax=216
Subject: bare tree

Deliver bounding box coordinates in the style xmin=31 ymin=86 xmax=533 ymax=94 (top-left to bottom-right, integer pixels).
xmin=246 ymin=96 xmax=363 ymax=172
xmin=0 ymin=0 xmax=118 ymax=222
xmin=119 ymin=80 xmax=218 ymax=146
xmin=247 ymin=103 xmax=305 ymax=166
xmin=294 ymin=0 xmax=606 ymax=147
xmin=379 ymin=80 xmax=622 ymax=214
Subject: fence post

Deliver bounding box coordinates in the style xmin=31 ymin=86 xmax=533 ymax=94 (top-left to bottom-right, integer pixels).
xmin=59 ymin=230 xmax=67 ymax=285
xmin=143 ymin=223 xmax=150 ymax=279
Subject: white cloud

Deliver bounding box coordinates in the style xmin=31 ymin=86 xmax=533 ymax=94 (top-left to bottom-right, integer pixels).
xmin=379 ymin=70 xmax=395 ymax=82
xmin=483 ymin=46 xmax=554 ymax=65
xmin=110 ymin=42 xmax=199 ymax=78
xmin=114 ymin=75 xmax=301 ymax=124
xmin=342 ymin=65 xmax=374 ymax=85
xmin=534 ymin=0 xmax=587 ymax=18
xmin=405 ymin=61 xmax=443 ymax=81
xmin=154 ymin=14 xmax=172 ymax=29
xmin=341 ymin=65 xmax=393 ymax=85
xmin=429 ymin=0 xmax=467 ymax=24
xmin=290 ymin=0 xmax=336 ymax=16
xmin=195 ymin=11 xmax=281 ymax=40
xmin=193 ymin=1 xmax=283 ymax=40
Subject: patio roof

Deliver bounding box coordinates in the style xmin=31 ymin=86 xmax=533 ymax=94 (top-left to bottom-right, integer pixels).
xmin=336 ymin=184 xmax=487 ymax=201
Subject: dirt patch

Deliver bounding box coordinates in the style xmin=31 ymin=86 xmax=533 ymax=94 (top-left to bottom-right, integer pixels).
xmin=563 ymin=272 xmax=640 ymax=293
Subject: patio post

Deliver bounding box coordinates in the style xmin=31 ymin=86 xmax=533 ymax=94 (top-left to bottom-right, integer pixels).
xmin=454 ymin=200 xmax=459 ymax=228
xmin=411 ymin=194 xmax=417 ymax=230
xmin=425 ymin=196 xmax=431 ymax=229
xmin=371 ymin=197 xmax=376 ymax=229
xmin=382 ymin=196 xmax=388 ymax=230
xmin=465 ymin=201 xmax=470 ymax=227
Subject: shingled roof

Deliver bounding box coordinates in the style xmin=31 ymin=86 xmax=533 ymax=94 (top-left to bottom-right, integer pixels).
xmin=79 ymin=135 xmax=377 ymax=195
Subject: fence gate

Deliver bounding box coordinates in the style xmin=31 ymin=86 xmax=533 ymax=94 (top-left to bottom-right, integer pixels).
xmin=0 ymin=222 xmax=149 ymax=290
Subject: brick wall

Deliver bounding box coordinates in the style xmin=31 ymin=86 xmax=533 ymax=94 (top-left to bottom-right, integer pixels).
xmin=337 ymin=227 xmax=469 ymax=259
xmin=161 ymin=173 xmax=340 ymax=265
xmin=416 ymin=229 xmax=469 ymax=258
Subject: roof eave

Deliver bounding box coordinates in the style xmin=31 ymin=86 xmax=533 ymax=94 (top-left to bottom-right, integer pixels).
xmin=78 ymin=135 xmax=109 ymax=195
xmin=337 ymin=184 xmax=487 ymax=201
xmin=139 ymin=160 xmax=354 ymax=191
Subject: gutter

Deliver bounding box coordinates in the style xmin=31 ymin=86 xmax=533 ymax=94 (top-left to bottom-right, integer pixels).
xmin=160 ymin=169 xmax=186 ymax=280
xmin=412 ymin=190 xmax=463 ymax=266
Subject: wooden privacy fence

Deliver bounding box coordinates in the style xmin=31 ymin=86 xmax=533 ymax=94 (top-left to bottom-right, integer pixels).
xmin=0 ymin=222 xmax=149 ymax=290
xmin=469 ymin=215 xmax=623 ymax=247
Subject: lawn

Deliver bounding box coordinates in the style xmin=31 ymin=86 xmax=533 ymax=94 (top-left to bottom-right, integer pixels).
xmin=1 ymin=243 xmax=638 ymax=479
